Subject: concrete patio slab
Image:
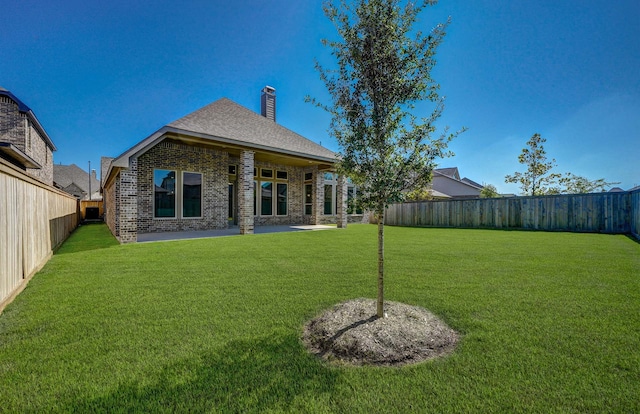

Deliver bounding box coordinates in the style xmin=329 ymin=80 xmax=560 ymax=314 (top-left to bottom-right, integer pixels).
xmin=137 ymin=224 xmax=337 ymax=243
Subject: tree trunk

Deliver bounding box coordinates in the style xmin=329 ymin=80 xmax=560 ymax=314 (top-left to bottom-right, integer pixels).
xmin=377 ymin=208 xmax=385 ymax=318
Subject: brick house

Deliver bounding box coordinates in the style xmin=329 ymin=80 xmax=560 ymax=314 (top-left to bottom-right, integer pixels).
xmin=0 ymin=87 xmax=56 ymax=185
xmin=102 ymin=87 xmax=352 ymax=243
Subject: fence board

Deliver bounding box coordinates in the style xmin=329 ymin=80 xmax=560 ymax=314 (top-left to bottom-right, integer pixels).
xmin=386 ymin=192 xmax=635 ymax=236
xmin=631 ymin=189 xmax=640 ymax=239
xmin=0 ymin=159 xmax=79 ymax=310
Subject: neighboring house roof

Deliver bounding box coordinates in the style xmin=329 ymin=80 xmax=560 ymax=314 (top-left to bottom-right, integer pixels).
xmin=608 ymin=187 xmax=625 ymax=192
xmin=430 ymin=189 xmax=451 ymax=199
xmin=0 ymin=87 xmax=57 ymax=152
xmin=461 ymin=177 xmax=483 ymax=189
xmin=431 ymin=167 xmax=483 ymax=199
xmin=629 ymin=185 xmax=640 ymax=192
xmin=434 ymin=167 xmax=461 ymax=180
xmin=54 ymin=164 xmax=101 ymax=200
xmin=110 ymin=97 xmax=336 ymax=172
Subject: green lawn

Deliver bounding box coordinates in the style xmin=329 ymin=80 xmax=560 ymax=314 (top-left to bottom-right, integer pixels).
xmin=1 ymin=223 xmax=639 ymax=413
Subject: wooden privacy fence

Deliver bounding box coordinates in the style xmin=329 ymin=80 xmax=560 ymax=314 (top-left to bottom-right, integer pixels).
xmin=632 ymin=189 xmax=640 ymax=239
xmin=386 ymin=190 xmax=640 ymax=237
xmin=0 ymin=158 xmax=80 ymax=310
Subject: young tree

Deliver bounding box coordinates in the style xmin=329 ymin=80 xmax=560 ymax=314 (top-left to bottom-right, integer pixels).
xmin=559 ymin=173 xmax=620 ymax=194
xmin=480 ymin=184 xmax=499 ymax=198
xmin=505 ymin=133 xmax=561 ymax=196
xmin=309 ymin=0 xmax=462 ymax=317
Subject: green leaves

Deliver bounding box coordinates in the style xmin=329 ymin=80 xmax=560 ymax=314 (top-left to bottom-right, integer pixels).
xmin=313 ymin=0 xmax=462 ymax=211
xmin=505 ymin=133 xmax=560 ymax=196
xmin=505 ymin=133 xmax=619 ymax=195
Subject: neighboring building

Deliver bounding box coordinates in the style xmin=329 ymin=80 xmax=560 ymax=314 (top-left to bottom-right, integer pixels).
xmin=53 ymin=164 xmax=102 ymax=200
xmin=0 ymin=87 xmax=56 ymax=185
xmin=431 ymin=167 xmax=483 ymax=199
xmin=102 ymin=87 xmax=349 ymax=243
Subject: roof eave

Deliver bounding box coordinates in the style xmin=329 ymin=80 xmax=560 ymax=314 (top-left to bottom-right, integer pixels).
xmin=0 ymin=142 xmax=42 ymax=169
xmin=111 ymin=126 xmax=337 ymax=169
xmin=165 ymin=126 xmax=337 ymax=164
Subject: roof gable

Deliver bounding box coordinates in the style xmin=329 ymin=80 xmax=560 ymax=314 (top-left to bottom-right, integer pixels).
xmin=434 ymin=167 xmax=460 ymax=180
xmin=167 ymin=98 xmax=335 ymax=160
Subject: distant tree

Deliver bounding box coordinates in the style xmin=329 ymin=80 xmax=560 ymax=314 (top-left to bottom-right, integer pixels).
xmin=559 ymin=173 xmax=620 ymax=194
xmin=505 ymin=133 xmax=561 ymax=196
xmin=480 ymin=184 xmax=499 ymax=198
xmin=405 ymin=186 xmax=434 ymax=202
xmin=308 ymin=0 xmax=463 ymax=317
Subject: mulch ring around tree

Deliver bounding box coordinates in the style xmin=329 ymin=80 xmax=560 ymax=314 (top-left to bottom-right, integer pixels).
xmin=302 ymin=298 xmax=459 ymax=367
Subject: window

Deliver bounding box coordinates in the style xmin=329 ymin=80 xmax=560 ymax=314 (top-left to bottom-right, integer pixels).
xmin=228 ymin=165 xmax=237 ymax=175
xmin=182 ymin=172 xmax=202 ymax=218
xmin=304 ymin=184 xmax=313 ymax=215
xmin=254 ymin=168 xmax=257 ymax=177
xmin=324 ymin=172 xmax=334 ymax=181
xmin=261 ymin=168 xmax=273 ymax=179
xmin=261 ymin=182 xmax=273 ymax=215
xmin=276 ymin=170 xmax=288 ymax=180
xmin=304 ymin=172 xmax=313 ymax=181
xmin=154 ymin=169 xmax=176 ymax=218
xmin=277 ymin=183 xmax=287 ymax=215
xmin=347 ymin=186 xmax=363 ymax=214
xmin=324 ymin=184 xmax=333 ymax=215
xmin=229 ymin=184 xmax=234 ymax=220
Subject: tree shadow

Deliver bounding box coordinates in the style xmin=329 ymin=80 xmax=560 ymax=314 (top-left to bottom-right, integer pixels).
xmin=65 ymin=332 xmax=338 ymax=412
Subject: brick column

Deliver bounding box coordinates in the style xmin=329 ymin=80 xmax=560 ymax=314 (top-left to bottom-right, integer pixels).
xmin=311 ymin=167 xmax=323 ymax=225
xmin=119 ymin=158 xmax=138 ymax=243
xmin=239 ymin=150 xmax=255 ymax=234
xmin=337 ymin=174 xmax=348 ymax=228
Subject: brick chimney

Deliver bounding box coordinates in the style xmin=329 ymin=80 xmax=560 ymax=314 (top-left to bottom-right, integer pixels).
xmin=260 ymin=86 xmax=276 ymax=122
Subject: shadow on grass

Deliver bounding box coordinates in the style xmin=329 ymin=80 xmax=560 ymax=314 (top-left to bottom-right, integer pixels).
xmin=67 ymin=333 xmax=338 ymax=412
xmin=55 ymin=223 xmax=120 ymax=255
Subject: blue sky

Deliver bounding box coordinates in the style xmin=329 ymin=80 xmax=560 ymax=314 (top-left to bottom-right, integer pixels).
xmin=2 ymin=0 xmax=638 ymax=193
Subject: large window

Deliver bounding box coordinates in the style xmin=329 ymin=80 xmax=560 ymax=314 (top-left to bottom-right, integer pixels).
xmin=182 ymin=172 xmax=202 ymax=218
xmin=154 ymin=169 xmax=176 ymax=218
xmin=261 ymin=182 xmax=273 ymax=215
xmin=277 ymin=183 xmax=287 ymax=216
xmin=304 ymin=184 xmax=313 ymax=215
xmin=324 ymin=184 xmax=333 ymax=215
xmin=347 ymin=186 xmax=363 ymax=214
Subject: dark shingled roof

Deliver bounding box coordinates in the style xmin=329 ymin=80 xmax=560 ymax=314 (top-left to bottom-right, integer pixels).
xmin=54 ymin=164 xmax=101 ymax=199
xmin=167 ymin=98 xmax=336 ymax=161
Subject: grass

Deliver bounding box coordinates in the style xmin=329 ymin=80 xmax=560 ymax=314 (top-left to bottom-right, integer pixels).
xmin=0 ymin=223 xmax=639 ymax=413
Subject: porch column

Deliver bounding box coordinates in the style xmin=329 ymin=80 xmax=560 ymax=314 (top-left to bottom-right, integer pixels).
xmin=239 ymin=150 xmax=255 ymax=234
xmin=337 ymin=174 xmax=348 ymax=228
xmin=311 ymin=167 xmax=323 ymax=225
